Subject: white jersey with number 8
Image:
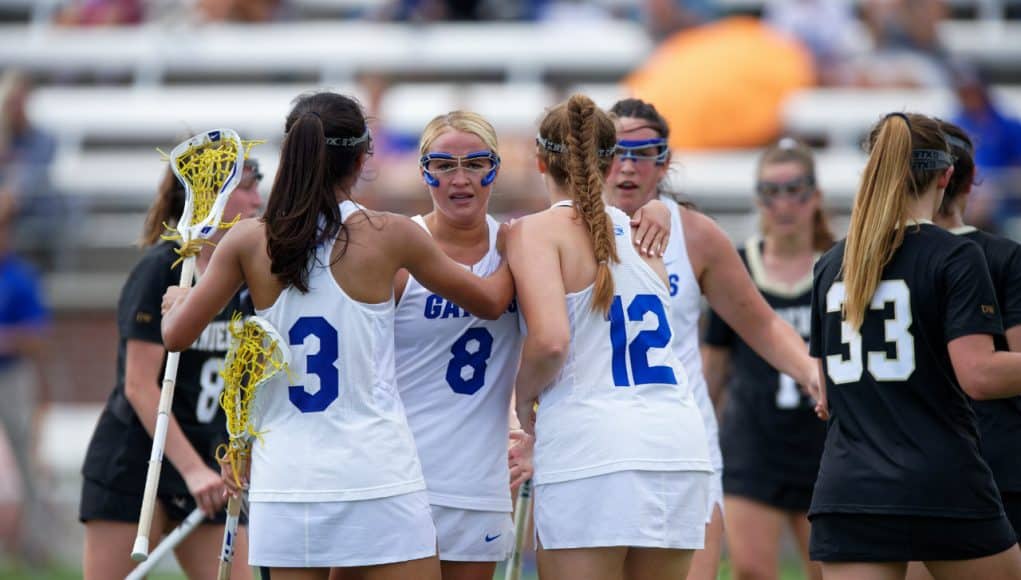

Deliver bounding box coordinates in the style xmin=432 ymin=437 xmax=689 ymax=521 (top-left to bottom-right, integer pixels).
xmin=395 ymin=214 xmax=522 ymax=512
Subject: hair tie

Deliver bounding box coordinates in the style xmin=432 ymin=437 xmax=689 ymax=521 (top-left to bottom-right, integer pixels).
xmin=884 ymin=112 xmax=911 ymax=130
xmin=303 ymin=111 xmax=321 ymax=120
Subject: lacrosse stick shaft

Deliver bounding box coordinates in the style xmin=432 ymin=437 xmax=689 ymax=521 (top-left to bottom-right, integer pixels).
xmin=217 ymin=494 xmax=244 ymax=579
xmin=132 ymin=257 xmax=197 ymax=561
xmin=504 ymin=479 xmax=532 ymax=580
xmin=125 ymin=507 xmax=205 ymax=580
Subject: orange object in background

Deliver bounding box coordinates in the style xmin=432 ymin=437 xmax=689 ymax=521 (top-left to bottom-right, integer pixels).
xmin=626 ymin=17 xmax=815 ymax=150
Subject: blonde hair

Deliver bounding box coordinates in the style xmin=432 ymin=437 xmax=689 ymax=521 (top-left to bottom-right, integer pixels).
xmin=757 ymin=137 xmax=835 ymax=252
xmin=538 ymin=94 xmax=619 ymax=314
xmin=842 ymin=113 xmax=949 ymax=330
xmin=419 ymin=111 xmax=499 ymax=156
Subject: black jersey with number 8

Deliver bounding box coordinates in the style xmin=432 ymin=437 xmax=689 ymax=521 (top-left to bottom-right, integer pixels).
xmin=809 ymin=224 xmax=1005 ymax=519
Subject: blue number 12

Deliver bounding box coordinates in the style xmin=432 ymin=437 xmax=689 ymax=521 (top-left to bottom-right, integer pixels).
xmin=609 ymin=294 xmax=678 ymax=387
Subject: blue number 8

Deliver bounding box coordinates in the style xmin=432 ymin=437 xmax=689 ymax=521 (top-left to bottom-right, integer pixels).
xmin=288 ymin=316 xmax=339 ymax=413
xmin=609 ymin=294 xmax=678 ymax=387
xmin=446 ymin=327 xmax=494 ymax=395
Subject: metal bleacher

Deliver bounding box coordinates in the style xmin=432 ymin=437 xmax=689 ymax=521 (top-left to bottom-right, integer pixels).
xmin=0 ymin=1 xmax=1019 ymax=308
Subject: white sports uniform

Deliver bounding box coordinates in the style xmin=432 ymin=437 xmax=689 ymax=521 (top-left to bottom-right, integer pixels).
xmin=662 ymin=195 xmax=725 ymax=521
xmin=532 ymin=201 xmax=711 ymax=549
xmin=394 ymin=214 xmax=520 ymax=561
xmin=249 ymin=200 xmax=435 ymax=567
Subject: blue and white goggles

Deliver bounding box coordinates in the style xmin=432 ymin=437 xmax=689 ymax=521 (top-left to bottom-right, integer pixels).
xmin=420 ymin=151 xmax=500 ymax=175
xmin=615 ymin=138 xmax=669 ymax=165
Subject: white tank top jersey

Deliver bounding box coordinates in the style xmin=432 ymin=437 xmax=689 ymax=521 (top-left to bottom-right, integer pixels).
xmin=533 ymin=202 xmax=711 ymax=486
xmin=661 ymin=195 xmax=723 ymax=473
xmin=395 ymin=214 xmax=521 ymax=512
xmin=250 ymin=200 xmax=425 ymax=503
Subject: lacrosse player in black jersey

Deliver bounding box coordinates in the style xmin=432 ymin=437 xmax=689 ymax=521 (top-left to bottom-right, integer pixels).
xmin=809 ymin=112 xmax=1021 ymax=580
xmin=703 ymin=138 xmax=832 ymax=580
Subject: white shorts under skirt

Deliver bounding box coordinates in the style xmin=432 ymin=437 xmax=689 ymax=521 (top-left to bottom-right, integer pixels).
xmin=707 ymin=469 xmax=724 ymax=524
xmin=431 ymin=504 xmax=514 ymax=562
xmin=535 ymin=470 xmax=709 ymax=550
xmin=249 ymin=491 xmax=437 ymax=568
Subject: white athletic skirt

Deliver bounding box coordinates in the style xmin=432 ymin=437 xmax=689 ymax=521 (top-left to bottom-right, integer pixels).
xmin=431 ymin=504 xmax=514 ymax=562
xmin=249 ymin=491 xmax=437 ymax=568
xmin=535 ymin=470 xmax=709 ymax=550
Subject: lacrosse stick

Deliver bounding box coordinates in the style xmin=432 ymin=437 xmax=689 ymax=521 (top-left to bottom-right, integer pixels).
xmin=132 ymin=128 xmax=253 ymax=561
xmin=215 ymin=314 xmax=290 ymax=580
xmin=504 ymin=478 xmax=533 ymax=580
xmin=125 ymin=507 xmax=205 ymax=580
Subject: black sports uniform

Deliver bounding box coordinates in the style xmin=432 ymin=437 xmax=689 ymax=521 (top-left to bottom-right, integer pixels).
xmin=704 ymin=239 xmax=825 ymax=512
xmin=957 ymin=226 xmax=1021 ymax=541
xmin=808 ymin=223 xmax=1015 ymax=562
xmin=80 ymin=241 xmax=249 ymax=524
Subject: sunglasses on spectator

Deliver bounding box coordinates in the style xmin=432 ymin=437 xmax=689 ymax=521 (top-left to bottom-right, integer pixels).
xmin=756 ymin=176 xmax=815 ymax=205
xmin=239 ymin=168 xmax=263 ymax=190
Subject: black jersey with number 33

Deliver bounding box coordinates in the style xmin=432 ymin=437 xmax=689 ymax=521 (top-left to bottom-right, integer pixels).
xmin=809 ymin=224 xmax=1004 ymax=519
xmin=956 ymin=227 xmax=1021 ymax=494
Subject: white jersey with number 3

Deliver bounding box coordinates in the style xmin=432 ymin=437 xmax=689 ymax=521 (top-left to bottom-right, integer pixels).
xmin=533 ymin=203 xmax=711 ymax=485
xmin=250 ymin=200 xmax=425 ymax=503
xmin=395 ymin=214 xmax=522 ymax=512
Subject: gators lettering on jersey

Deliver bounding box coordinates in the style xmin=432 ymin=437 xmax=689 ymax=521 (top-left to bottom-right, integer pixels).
xmin=809 ymin=224 xmax=1004 ymax=518
xmin=705 ymin=238 xmax=825 ymax=487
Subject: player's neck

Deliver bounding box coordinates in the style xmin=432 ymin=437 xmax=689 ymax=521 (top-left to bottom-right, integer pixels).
xmin=904 ymin=186 xmax=941 ymax=223
xmin=424 ymin=211 xmax=488 ymax=250
xmin=764 ymin=230 xmax=813 ymax=259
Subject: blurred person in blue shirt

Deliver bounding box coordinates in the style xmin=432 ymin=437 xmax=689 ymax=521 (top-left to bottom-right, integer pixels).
xmin=0 ymin=189 xmax=52 ymax=568
xmin=952 ymin=62 xmax=1021 ymax=240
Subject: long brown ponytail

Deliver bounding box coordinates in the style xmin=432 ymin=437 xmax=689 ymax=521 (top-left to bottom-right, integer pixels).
xmin=262 ymin=92 xmax=371 ymax=292
xmin=538 ymin=94 xmax=619 ymax=313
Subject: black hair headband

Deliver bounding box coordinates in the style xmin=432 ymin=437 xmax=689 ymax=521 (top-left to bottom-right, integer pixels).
xmin=537 ymin=134 xmax=615 ymax=158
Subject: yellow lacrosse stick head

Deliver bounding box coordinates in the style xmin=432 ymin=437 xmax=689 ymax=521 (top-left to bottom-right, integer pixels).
xmin=218 ymin=314 xmax=290 ymax=487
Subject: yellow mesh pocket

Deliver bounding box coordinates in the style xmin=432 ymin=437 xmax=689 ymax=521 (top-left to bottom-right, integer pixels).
xmin=217 ymin=313 xmax=289 ymax=487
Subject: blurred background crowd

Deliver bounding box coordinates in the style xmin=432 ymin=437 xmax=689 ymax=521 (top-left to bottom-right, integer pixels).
xmin=1 ymin=0 xmax=1020 ymax=574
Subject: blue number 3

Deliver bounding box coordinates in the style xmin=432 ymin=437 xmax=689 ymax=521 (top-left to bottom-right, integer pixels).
xmin=288 ymin=317 xmax=340 ymax=413
xmin=446 ymin=328 xmax=494 ymax=395
xmin=609 ymin=295 xmax=678 ymax=387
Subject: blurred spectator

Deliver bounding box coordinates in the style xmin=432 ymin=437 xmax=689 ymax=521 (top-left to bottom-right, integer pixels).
xmin=0 ymin=70 xmax=73 ymax=269
xmin=55 ymin=0 xmax=143 ymax=26
xmin=642 ymin=0 xmax=719 ymax=42
xmin=0 ymin=191 xmax=52 ymax=569
xmin=844 ymin=0 xmax=950 ymax=87
xmin=951 ymin=63 xmax=1021 ymax=239
xmin=196 ymin=0 xmax=286 ymax=22
xmin=764 ymin=0 xmax=856 ymax=86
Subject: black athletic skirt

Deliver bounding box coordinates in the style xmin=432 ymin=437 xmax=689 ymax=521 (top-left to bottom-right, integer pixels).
xmin=724 ymin=474 xmax=814 ymax=512
xmin=810 ymin=512 xmax=1017 ymax=562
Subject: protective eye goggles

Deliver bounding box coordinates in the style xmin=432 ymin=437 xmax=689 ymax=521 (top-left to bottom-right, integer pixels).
xmin=615 ymin=138 xmax=669 ymax=165
xmin=755 ymin=176 xmax=815 ymax=204
xmin=420 ymin=151 xmax=501 ymax=187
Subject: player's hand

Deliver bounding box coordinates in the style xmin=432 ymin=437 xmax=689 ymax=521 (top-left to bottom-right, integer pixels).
xmin=515 ymin=397 xmax=537 ymax=436
xmin=161 ymin=286 xmax=190 ymax=315
xmin=631 ymin=199 xmax=670 ymax=257
xmin=508 ymin=429 xmax=534 ymax=495
xmin=183 ymin=463 xmax=228 ymax=518
xmin=218 ymin=454 xmax=250 ymax=499
xmin=496 ymin=221 xmax=515 ymax=257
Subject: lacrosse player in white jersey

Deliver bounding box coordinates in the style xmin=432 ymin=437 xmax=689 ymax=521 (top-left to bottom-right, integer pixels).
xmin=509 ymin=93 xmax=711 ymax=580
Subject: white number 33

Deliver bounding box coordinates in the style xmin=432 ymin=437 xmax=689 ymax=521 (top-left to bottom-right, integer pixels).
xmin=825 ymin=280 xmax=915 ymax=384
